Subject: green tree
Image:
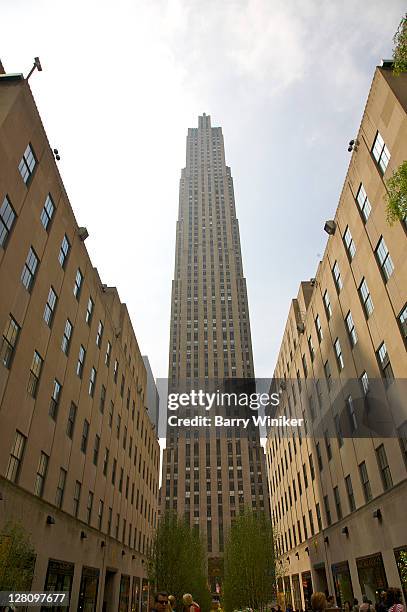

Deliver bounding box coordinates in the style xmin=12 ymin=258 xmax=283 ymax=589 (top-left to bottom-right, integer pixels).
xmin=393 ymin=13 xmax=407 ymax=75
xmin=398 ymin=550 xmax=407 ymax=592
xmin=0 ymin=521 xmax=36 ymax=591
xmin=148 ymin=511 xmax=211 ymax=610
xmin=385 ymin=160 xmax=407 ymax=224
xmin=222 ymin=509 xmax=276 ymax=612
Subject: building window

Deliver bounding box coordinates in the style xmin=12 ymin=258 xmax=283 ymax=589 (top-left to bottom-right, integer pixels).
xmin=96 ymin=320 xmax=104 ymax=347
xmin=372 ymin=131 xmax=390 ymax=174
xmin=81 ymin=419 xmax=90 ymax=453
xmin=1 ymin=315 xmax=20 ymax=369
xmin=359 ymin=461 xmax=372 ymax=502
xmin=18 ymin=143 xmax=36 ymax=184
xmin=324 ymin=360 xmax=332 ymax=390
xmin=66 ymin=402 xmax=77 ymax=439
xmin=309 ymin=454 xmax=315 ymax=481
xmin=27 ymin=350 xmax=43 ymax=398
xmin=73 ymin=481 xmax=81 ymax=517
xmin=316 ymin=442 xmax=323 ymax=471
xmin=73 ymin=269 xmax=83 ymax=299
xmin=359 ymin=278 xmax=374 ymax=317
xmin=375 ymin=237 xmax=394 ymax=282
xmin=89 ymin=367 xmax=97 ymax=397
xmin=308 ymin=335 xmax=315 ymax=361
xmin=61 ymin=319 xmax=73 ymax=355
xmin=345 ymin=474 xmax=356 ymax=512
xmin=302 ymin=354 xmax=308 ymax=377
xmin=6 ymin=431 xmax=26 ymax=482
xmin=103 ymin=448 xmax=109 ymax=476
xmin=113 ymin=359 xmax=119 ymax=383
xmin=334 ymin=338 xmax=344 ymax=370
xmin=315 ymin=315 xmax=323 ymax=342
xmin=40 ymin=194 xmax=54 ymax=231
xmin=323 ymin=290 xmax=332 ymax=320
xmin=356 ymin=184 xmax=372 ymax=222
xmin=376 ymin=342 xmax=394 ymax=386
xmin=343 ymin=226 xmax=356 ymax=260
xmin=360 ymin=371 xmax=369 ymax=396
xmin=58 ymin=235 xmax=70 ymax=268
xmin=316 ymin=502 xmax=322 ymax=531
xmin=100 ymin=385 xmax=106 ymax=413
xmin=87 ymin=491 xmax=93 ymax=524
xmin=105 ymin=341 xmax=111 ymax=366
xmin=49 ymin=379 xmax=62 ymax=420
xmin=346 ymin=395 xmax=357 ymax=432
xmin=397 ymin=422 xmax=407 ymax=469
xmin=77 ymin=345 xmax=86 ymax=378
xmin=55 ymin=468 xmax=67 ymax=508
xmin=332 ymin=261 xmax=343 ymax=292
xmin=98 ymin=500 xmax=104 ymax=530
xmin=34 ymin=452 xmax=49 ymax=497
xmin=93 ymin=434 xmax=100 ymax=466
xmin=324 ymin=494 xmax=332 ymax=526
xmin=21 ymin=247 xmax=39 ymax=292
xmin=398 ymin=304 xmax=407 ymax=341
xmin=333 ymin=486 xmax=342 ymax=520
xmin=335 ymin=414 xmax=344 ymax=447
xmin=345 ymin=311 xmax=358 ymax=347
xmin=85 ymin=297 xmax=94 ymax=324
xmin=0 ymin=195 xmax=16 ymax=247
xmin=376 ymin=444 xmax=393 ymax=491
xmin=44 ymin=287 xmax=58 ymax=327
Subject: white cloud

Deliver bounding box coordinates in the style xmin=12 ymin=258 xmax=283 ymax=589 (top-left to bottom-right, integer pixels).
xmin=1 ymin=0 xmax=405 ymax=380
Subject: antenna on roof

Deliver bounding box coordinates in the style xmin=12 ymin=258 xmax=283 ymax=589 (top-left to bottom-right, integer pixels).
xmin=27 ymin=57 xmax=42 ymax=80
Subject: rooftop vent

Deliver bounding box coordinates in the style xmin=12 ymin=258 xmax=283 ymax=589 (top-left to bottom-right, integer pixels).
xmin=324 ymin=220 xmax=336 ymax=235
xmin=78 ymin=227 xmax=89 ymax=241
xmin=381 ymin=59 xmax=394 ymax=69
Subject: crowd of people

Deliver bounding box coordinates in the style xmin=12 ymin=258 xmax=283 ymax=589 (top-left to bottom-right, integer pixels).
xmin=151 ymin=592 xmax=201 ymax=612
xmin=307 ymin=588 xmax=405 ymax=612
xmin=150 ymin=588 xmax=404 ymax=612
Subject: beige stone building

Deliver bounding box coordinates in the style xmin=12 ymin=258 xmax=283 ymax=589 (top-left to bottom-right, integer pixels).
xmin=162 ymin=114 xmax=268 ymax=590
xmin=266 ymin=63 xmax=407 ymax=610
xmin=0 ymin=66 xmax=160 ymax=611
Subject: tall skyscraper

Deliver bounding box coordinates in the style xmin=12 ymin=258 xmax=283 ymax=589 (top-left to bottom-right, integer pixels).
xmin=162 ymin=114 xmax=267 ymax=589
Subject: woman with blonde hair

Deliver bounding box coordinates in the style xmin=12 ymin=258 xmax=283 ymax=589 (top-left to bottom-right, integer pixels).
xmin=311 ymin=593 xmax=327 ymax=612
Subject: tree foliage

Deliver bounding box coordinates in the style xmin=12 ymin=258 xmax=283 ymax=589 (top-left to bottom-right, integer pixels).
xmin=393 ymin=13 xmax=407 ymax=75
xmin=398 ymin=550 xmax=407 ymax=591
xmin=0 ymin=521 xmax=36 ymax=591
xmin=148 ymin=511 xmax=211 ymax=610
xmin=222 ymin=510 xmax=276 ymax=612
xmin=385 ymin=160 xmax=407 ymax=224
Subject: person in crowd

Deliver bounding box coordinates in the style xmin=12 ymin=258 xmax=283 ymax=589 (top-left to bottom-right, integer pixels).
xmin=326 ymin=596 xmax=339 ymax=611
xmin=352 ymin=599 xmax=359 ymax=612
xmin=386 ymin=588 xmax=404 ymax=612
xmin=168 ymin=596 xmax=176 ymax=612
xmin=152 ymin=593 xmax=169 ymax=612
xmin=360 ymin=595 xmax=375 ymax=612
xmin=343 ymin=600 xmax=351 ymax=612
xmin=311 ymin=592 xmax=327 ymax=612
xmin=182 ymin=593 xmax=200 ymax=612
xmin=376 ymin=591 xmax=387 ymax=612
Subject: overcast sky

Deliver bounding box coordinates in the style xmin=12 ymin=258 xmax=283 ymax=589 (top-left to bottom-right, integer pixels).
xmin=2 ymin=0 xmax=405 ymax=379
